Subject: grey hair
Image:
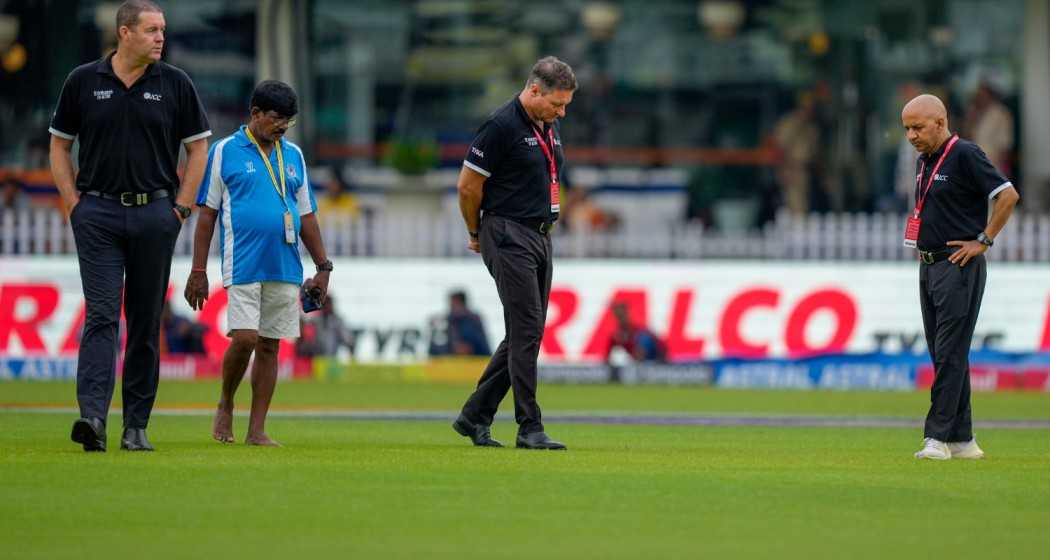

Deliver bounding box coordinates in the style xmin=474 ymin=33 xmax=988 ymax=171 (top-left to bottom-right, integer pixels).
xmin=526 ymin=56 xmax=577 ymax=92
xmin=116 ymin=0 xmax=163 ymax=30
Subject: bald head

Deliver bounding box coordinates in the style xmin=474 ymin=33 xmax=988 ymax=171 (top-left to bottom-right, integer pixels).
xmin=902 ymin=94 xmax=947 ymax=122
xmin=902 ymin=94 xmax=951 ymax=155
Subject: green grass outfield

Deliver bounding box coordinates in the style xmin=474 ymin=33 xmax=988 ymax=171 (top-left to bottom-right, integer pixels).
xmin=2 ymin=381 xmax=1049 ymax=559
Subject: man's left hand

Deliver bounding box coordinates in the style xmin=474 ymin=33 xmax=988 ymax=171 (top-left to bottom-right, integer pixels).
xmin=304 ymin=271 xmax=330 ymax=305
xmin=947 ymin=239 xmax=988 ymax=267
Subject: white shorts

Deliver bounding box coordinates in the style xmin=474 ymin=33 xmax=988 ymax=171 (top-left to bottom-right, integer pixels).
xmin=226 ymin=282 xmax=301 ymax=339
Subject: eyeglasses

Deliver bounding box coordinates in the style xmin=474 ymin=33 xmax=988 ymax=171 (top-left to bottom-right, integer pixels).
xmin=260 ymin=110 xmax=297 ymax=128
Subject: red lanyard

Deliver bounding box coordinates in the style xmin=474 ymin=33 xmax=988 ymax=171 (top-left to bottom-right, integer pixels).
xmin=530 ymin=124 xmax=559 ymax=186
xmin=913 ymin=134 xmax=958 ymax=217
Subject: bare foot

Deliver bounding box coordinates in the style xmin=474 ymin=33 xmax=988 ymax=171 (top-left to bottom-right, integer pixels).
xmin=245 ymin=433 xmax=281 ymax=447
xmin=212 ymin=406 xmax=235 ymax=444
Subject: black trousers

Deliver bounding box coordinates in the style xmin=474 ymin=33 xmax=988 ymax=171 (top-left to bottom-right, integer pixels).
xmin=70 ymin=194 xmax=181 ymax=429
xmin=919 ymin=255 xmax=986 ymax=442
xmin=461 ymin=215 xmax=552 ymax=435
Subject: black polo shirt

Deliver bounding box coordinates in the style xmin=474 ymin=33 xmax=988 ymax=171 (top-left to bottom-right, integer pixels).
xmin=49 ymin=53 xmax=211 ymax=195
xmin=914 ymin=136 xmax=1012 ymax=250
xmin=463 ymin=97 xmax=564 ymax=221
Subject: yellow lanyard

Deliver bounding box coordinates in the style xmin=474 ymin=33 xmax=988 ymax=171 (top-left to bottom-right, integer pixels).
xmin=244 ymin=126 xmax=288 ymax=210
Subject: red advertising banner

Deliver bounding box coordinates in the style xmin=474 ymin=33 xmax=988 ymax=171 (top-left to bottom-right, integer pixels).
xmin=2 ymin=258 xmax=1049 ymax=363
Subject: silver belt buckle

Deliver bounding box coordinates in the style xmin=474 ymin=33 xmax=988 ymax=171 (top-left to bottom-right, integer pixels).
xmin=120 ymin=192 xmax=149 ymax=206
xmin=920 ymin=251 xmax=934 ymax=265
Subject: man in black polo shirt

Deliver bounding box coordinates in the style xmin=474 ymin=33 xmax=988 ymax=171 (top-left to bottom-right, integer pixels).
xmin=901 ymin=94 xmax=1019 ymax=460
xmin=48 ymin=0 xmax=211 ymax=452
xmin=451 ymin=56 xmax=575 ymax=450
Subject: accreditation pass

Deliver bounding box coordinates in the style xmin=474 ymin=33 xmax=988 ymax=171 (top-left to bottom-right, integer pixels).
xmin=284 ymin=211 xmax=295 ymax=244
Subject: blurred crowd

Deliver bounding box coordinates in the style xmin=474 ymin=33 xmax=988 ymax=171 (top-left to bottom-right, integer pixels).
xmin=0 ymin=78 xmax=1018 ymax=238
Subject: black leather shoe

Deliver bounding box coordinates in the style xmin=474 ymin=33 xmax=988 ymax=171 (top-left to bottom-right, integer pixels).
xmin=452 ymin=414 xmax=503 ymax=447
xmin=516 ymin=431 xmax=567 ymax=450
xmin=120 ymin=428 xmax=154 ymax=451
xmin=70 ymin=417 xmax=106 ymax=452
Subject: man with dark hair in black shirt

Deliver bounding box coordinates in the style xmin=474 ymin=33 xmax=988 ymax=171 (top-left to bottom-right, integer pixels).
xmin=452 ymin=56 xmax=576 ymax=450
xmin=49 ymin=0 xmax=211 ymax=452
xmin=901 ymin=94 xmax=1019 ymax=460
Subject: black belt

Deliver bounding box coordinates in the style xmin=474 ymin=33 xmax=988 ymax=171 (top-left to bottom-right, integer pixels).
xmin=83 ymin=189 xmax=170 ymax=207
xmin=492 ymin=215 xmax=555 ymax=234
xmin=917 ymin=247 xmax=958 ymax=265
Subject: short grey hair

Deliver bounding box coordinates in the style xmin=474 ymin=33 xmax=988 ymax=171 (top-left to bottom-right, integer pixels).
xmin=526 ymin=56 xmax=577 ymax=92
xmin=116 ymin=0 xmax=163 ymax=30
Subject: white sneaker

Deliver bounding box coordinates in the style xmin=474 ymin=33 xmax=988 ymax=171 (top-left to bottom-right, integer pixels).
xmin=914 ymin=438 xmax=951 ymax=460
xmin=948 ymin=437 xmax=985 ymax=459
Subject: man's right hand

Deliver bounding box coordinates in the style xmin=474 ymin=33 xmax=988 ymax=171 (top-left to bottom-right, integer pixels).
xmin=63 ymin=192 xmax=80 ymax=218
xmin=184 ymin=271 xmax=209 ymax=310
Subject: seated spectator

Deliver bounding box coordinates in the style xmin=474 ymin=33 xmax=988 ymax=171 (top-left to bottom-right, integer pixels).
xmin=296 ymin=294 xmax=353 ymax=358
xmin=563 ymin=187 xmax=619 ymax=232
xmin=0 ymin=176 xmax=32 ymax=212
xmin=605 ymin=302 xmax=666 ymax=363
xmin=160 ymin=302 xmax=206 ymax=355
xmin=428 ymin=290 xmax=490 ymax=357
xmin=313 ymin=165 xmax=361 ymax=217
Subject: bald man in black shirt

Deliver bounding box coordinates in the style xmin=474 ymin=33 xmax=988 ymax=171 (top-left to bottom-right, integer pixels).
xmin=901 ymin=94 xmax=1019 ymax=460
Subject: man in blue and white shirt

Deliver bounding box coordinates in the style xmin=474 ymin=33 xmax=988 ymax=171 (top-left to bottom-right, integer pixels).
xmin=184 ymin=81 xmax=332 ymax=446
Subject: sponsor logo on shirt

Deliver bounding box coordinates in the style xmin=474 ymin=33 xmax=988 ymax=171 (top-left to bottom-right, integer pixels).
xmin=471 ymin=146 xmax=484 ymax=158
xmin=93 ymin=90 xmax=113 ymax=101
xmin=286 ymin=164 xmax=297 ymax=179
xmin=934 ymin=174 xmax=949 ymax=182
xmin=553 ymin=137 xmax=562 ymax=146
xmin=245 ymin=161 xmax=256 ymax=174
xmin=524 ymin=137 xmax=538 ymax=147
xmin=143 ymin=92 xmax=162 ymax=102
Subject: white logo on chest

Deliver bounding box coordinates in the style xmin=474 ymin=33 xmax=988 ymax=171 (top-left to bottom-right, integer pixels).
xmin=524 ymin=137 xmax=538 ymax=146
xmin=934 ymin=174 xmax=949 ymax=182
xmin=245 ymin=161 xmax=256 ymax=174
xmin=93 ymin=90 xmax=113 ymax=101
xmin=143 ymin=92 xmax=162 ymax=102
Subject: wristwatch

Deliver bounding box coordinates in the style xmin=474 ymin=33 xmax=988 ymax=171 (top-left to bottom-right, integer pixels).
xmin=976 ymin=232 xmax=994 ymax=247
xmin=468 ymin=231 xmax=480 ymax=240
xmin=315 ymin=259 xmax=334 ymax=272
xmin=174 ymin=204 xmax=192 ymax=220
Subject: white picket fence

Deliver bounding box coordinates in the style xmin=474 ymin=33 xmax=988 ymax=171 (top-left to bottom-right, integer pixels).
xmin=2 ymin=207 xmax=1049 ymax=261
